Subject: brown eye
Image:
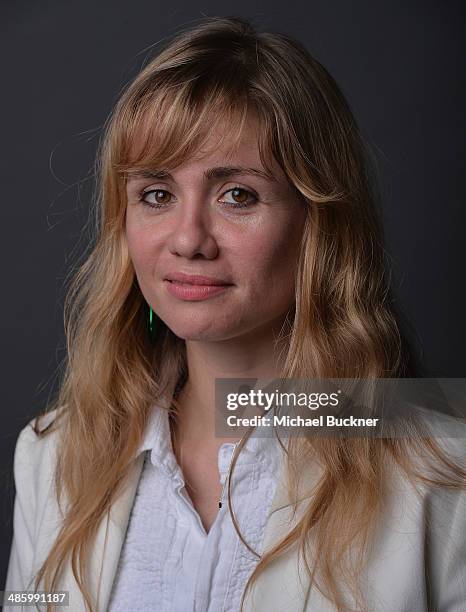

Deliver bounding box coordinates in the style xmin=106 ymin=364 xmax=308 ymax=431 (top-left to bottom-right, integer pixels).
xmin=140 ymin=189 xmax=172 ymax=207
xmin=219 ymin=187 xmax=257 ymax=208
xmin=148 ymin=189 xmax=170 ymax=204
xmin=153 ymin=190 xmax=171 ymax=204
xmin=231 ymin=188 xmax=248 ymax=203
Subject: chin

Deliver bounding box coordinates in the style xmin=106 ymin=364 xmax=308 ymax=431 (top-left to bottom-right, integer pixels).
xmin=165 ymin=317 xmax=243 ymax=342
xmin=168 ymin=324 xmax=227 ymax=342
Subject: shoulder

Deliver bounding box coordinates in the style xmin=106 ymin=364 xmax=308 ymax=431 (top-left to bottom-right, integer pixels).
xmin=6 ymin=408 xmax=67 ymax=594
xmin=386 ymin=419 xmax=466 ymax=516
xmin=379 ymin=431 xmax=466 ymax=609
xmin=14 ymin=407 xmax=64 ymax=461
xmin=416 ymin=433 xmax=466 ymax=543
xmin=13 ymin=407 xmax=66 ymax=509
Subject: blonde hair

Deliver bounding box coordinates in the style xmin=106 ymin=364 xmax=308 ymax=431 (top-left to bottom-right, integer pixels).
xmin=32 ymin=16 xmax=465 ymax=611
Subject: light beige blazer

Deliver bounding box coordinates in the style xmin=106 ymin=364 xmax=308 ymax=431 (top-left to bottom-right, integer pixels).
xmin=4 ymin=408 xmax=466 ymax=611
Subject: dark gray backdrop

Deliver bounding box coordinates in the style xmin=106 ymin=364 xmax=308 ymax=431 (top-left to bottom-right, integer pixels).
xmin=1 ymin=0 xmax=465 ymax=588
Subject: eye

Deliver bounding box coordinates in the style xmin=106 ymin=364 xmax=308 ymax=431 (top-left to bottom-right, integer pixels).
xmin=219 ymin=187 xmax=257 ymax=208
xmin=139 ymin=189 xmax=173 ymax=207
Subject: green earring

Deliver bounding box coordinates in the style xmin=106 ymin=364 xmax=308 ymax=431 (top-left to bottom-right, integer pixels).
xmin=148 ymin=305 xmax=155 ymax=339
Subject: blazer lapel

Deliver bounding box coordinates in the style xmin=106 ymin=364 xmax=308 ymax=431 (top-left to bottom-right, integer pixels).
xmin=241 ymin=454 xmax=322 ymax=612
xmin=92 ymin=453 xmax=146 ymax=611
xmin=46 ymin=453 xmax=146 ymax=611
xmin=86 ymin=385 xmax=176 ymax=610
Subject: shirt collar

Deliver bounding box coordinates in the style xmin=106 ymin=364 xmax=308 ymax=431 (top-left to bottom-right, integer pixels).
xmin=135 ymin=379 xmax=286 ymax=473
xmin=135 ymin=377 xmax=181 ymax=476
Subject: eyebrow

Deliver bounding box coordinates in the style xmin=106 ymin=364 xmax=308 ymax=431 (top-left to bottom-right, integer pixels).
xmin=125 ymin=165 xmax=277 ymax=183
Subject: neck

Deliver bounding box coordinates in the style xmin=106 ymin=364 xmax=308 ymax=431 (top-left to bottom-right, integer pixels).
xmin=171 ymin=314 xmax=289 ymax=450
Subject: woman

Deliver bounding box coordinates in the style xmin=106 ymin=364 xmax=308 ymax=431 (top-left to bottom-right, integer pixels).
xmin=5 ymin=15 xmax=465 ymax=612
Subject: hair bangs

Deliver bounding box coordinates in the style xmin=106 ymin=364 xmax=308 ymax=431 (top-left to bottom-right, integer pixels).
xmin=111 ymin=72 xmax=277 ymax=180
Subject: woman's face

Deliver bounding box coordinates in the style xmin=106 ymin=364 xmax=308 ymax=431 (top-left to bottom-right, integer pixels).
xmin=125 ymin=115 xmax=307 ymax=343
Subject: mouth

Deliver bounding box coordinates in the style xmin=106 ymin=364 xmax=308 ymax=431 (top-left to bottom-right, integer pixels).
xmin=164 ymin=272 xmax=234 ymax=286
xmin=163 ymin=278 xmax=233 ymax=301
xmin=166 ymin=279 xmax=233 ymax=286
xmin=163 ymin=271 xmax=234 ymax=301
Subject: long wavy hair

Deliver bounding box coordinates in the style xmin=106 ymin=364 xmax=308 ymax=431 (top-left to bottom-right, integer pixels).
xmin=32 ymin=15 xmax=465 ymax=612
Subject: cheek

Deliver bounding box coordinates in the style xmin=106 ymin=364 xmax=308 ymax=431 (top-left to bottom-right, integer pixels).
xmin=239 ymin=221 xmax=301 ymax=296
xmin=125 ymin=219 xmax=161 ymax=277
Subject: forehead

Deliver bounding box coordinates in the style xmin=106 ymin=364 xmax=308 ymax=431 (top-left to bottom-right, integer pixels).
xmin=117 ymin=101 xmax=281 ymax=181
xmin=126 ymin=114 xmax=284 ymax=184
xmin=191 ymin=118 xmax=260 ymax=163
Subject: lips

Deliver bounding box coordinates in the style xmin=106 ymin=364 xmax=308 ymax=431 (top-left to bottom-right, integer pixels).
xmin=163 ymin=271 xmax=234 ymax=302
xmin=164 ymin=272 xmax=233 ymax=286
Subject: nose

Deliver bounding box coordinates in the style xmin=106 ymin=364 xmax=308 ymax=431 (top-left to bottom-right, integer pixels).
xmin=167 ymin=194 xmax=219 ymax=259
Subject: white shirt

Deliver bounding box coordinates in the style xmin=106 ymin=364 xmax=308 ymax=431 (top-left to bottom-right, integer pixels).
xmin=107 ymin=399 xmax=284 ymax=612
